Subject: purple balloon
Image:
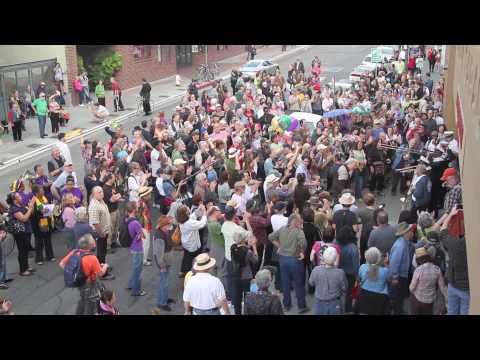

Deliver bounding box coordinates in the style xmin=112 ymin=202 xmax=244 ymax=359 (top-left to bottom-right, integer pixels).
xmin=287 ymin=119 xmax=299 ymax=131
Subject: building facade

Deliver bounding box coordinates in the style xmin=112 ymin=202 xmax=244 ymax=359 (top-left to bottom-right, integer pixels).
xmin=443 ymin=45 xmax=480 ymax=314
xmin=0 ymin=45 xmax=246 ymax=113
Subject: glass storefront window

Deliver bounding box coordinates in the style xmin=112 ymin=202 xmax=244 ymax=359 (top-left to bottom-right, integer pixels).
xmin=3 ymin=71 xmax=16 ymax=105
xmin=16 ymin=69 xmax=30 ymax=95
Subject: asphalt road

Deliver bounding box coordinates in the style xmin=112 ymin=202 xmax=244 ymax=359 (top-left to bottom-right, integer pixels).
xmin=0 ymin=45 xmax=406 ymax=315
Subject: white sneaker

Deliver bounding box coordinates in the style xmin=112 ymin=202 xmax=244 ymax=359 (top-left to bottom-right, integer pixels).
xmin=79 ymin=104 xmax=85 ymax=107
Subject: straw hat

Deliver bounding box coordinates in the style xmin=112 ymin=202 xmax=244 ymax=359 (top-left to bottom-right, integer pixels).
xmin=226 ymin=199 xmax=238 ymax=208
xmin=193 ymin=253 xmax=216 ymax=271
xmin=338 ymin=193 xmax=355 ymax=206
xmin=138 ymin=186 xmax=153 ymax=198
xmin=173 ymin=158 xmax=187 ymax=166
xmin=265 ymin=174 xmax=280 ymax=184
xmin=395 ymin=222 xmax=413 ymax=237
xmin=415 ymin=247 xmax=429 ymax=259
xmin=228 ymin=147 xmax=238 ymax=159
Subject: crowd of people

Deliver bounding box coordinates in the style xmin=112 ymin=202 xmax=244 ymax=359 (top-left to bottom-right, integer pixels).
xmin=0 ymin=45 xmax=470 ymax=316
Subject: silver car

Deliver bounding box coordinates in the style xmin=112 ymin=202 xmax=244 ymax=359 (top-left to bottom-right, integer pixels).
xmin=238 ymin=59 xmax=280 ymax=78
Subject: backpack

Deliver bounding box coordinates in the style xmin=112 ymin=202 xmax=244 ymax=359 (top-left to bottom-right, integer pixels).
xmin=230 ymin=243 xmax=249 ymax=276
xmin=64 ymin=250 xmax=94 ymax=288
xmin=119 ymin=217 xmax=136 ymax=248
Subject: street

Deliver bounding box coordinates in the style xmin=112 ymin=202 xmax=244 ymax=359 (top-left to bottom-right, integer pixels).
xmin=0 ymin=44 xmax=409 ymax=315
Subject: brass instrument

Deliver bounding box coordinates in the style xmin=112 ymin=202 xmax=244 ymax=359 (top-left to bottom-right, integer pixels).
xmin=378 ymin=143 xmax=437 ymax=156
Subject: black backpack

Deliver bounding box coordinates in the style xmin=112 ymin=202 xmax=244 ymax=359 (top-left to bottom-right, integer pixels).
xmin=230 ymin=244 xmax=249 ymax=276
xmin=64 ymin=250 xmax=94 ymax=288
xmin=119 ymin=217 xmax=136 ymax=248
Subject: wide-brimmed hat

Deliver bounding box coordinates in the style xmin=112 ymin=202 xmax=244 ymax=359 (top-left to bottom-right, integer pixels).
xmin=415 ymin=247 xmax=429 ymax=259
xmin=317 ymin=144 xmax=328 ymax=151
xmin=193 ymin=253 xmax=216 ymax=271
xmin=138 ymin=186 xmax=153 ymax=198
xmin=396 ymin=222 xmax=413 ymax=237
xmin=444 ymin=131 xmax=454 ymax=138
xmin=338 ymin=193 xmax=355 ymax=206
xmin=228 ymin=147 xmax=238 ymax=159
xmin=265 ymin=174 xmax=280 ymax=184
xmin=157 ymin=215 xmax=173 ymax=229
xmin=226 ymin=199 xmax=238 ymax=208
xmin=173 ymin=158 xmax=187 ymax=166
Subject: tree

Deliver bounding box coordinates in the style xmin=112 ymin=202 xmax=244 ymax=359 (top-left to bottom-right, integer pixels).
xmin=86 ymin=50 xmax=123 ymax=89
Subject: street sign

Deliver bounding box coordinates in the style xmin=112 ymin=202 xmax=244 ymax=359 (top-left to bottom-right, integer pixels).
xmin=371 ymin=48 xmax=381 ymax=63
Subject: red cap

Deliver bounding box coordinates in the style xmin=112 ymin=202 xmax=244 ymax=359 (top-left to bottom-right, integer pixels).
xmin=440 ymin=167 xmax=457 ymax=181
xmin=313 ymin=84 xmax=321 ymax=92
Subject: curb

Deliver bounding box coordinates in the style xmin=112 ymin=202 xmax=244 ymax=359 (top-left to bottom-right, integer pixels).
xmin=0 ymin=45 xmax=312 ymax=172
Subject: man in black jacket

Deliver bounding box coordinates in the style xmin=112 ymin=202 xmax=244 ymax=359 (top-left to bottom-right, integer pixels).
xmin=140 ymin=78 xmax=152 ymax=115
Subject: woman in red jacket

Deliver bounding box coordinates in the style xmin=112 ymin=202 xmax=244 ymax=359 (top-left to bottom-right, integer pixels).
xmin=407 ymin=56 xmax=416 ymax=76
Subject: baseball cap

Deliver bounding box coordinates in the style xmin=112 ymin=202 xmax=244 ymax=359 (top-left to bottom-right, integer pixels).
xmin=440 ymin=167 xmax=457 ymax=181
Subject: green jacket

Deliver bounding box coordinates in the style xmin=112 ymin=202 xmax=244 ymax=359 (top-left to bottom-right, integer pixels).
xmin=95 ymin=84 xmax=105 ymax=98
xmin=208 ymin=220 xmax=225 ymax=248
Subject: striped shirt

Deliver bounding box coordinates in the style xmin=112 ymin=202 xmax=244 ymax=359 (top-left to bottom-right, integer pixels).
xmin=443 ymin=184 xmax=462 ymax=213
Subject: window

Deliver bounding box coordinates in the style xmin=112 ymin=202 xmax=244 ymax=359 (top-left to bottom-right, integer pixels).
xmin=157 ymin=45 xmax=172 ymax=64
xmin=133 ymin=45 xmax=153 ymax=59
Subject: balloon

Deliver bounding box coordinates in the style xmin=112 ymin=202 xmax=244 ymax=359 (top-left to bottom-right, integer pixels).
xmin=271 ymin=117 xmax=279 ymax=128
xmin=287 ymin=119 xmax=299 ymax=131
xmin=279 ymin=115 xmax=291 ymax=130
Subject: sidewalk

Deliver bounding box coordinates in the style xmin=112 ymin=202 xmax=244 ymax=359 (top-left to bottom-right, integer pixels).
xmin=0 ymin=45 xmax=308 ymax=168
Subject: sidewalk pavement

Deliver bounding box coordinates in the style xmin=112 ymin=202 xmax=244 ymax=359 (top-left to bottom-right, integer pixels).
xmin=0 ymin=45 xmax=307 ymax=168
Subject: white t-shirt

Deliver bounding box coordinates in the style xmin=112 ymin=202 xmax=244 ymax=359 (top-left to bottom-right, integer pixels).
xmin=56 ymin=141 xmax=72 ymax=164
xmin=156 ymin=177 xmax=165 ymax=196
xmin=183 ymin=272 xmax=226 ymax=311
xmin=150 ymin=149 xmax=162 ymax=177
xmin=128 ymin=174 xmax=143 ymax=202
xmin=221 ymin=221 xmax=251 ymax=261
xmin=435 ymin=116 xmax=444 ymax=126
xmin=271 ymin=214 xmax=288 ymax=232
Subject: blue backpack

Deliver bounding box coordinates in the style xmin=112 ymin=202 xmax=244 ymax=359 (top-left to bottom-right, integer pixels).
xmin=64 ymin=250 xmax=93 ymax=288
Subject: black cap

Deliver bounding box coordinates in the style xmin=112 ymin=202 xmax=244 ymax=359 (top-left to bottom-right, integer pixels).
xmin=58 ymin=132 xmax=66 ymax=140
xmin=274 ymin=201 xmax=287 ymax=212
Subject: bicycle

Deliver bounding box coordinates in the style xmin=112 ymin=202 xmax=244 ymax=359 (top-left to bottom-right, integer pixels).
xmin=136 ymin=95 xmax=154 ymax=116
xmin=197 ymin=64 xmax=215 ymax=82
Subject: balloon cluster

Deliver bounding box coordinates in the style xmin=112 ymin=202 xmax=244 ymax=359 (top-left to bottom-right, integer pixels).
xmin=270 ymin=115 xmax=299 ymax=135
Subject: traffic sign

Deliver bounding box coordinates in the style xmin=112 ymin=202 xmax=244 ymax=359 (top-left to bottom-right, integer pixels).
xmin=371 ymin=48 xmax=381 ymax=63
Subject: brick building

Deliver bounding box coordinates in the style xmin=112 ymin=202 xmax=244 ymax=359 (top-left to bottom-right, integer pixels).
xmin=65 ymin=45 xmax=246 ymax=105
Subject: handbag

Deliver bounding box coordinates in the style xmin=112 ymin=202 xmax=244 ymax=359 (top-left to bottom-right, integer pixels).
xmin=6 ymin=216 xmax=26 ymax=235
xmin=171 ymin=225 xmax=182 ymax=247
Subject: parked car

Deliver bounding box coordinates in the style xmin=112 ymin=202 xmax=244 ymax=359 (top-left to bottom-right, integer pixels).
xmin=350 ymin=64 xmax=375 ymax=82
xmin=328 ymin=80 xmax=352 ymax=91
xmin=238 ymin=59 xmax=280 ymax=78
xmin=375 ymin=46 xmax=395 ymax=61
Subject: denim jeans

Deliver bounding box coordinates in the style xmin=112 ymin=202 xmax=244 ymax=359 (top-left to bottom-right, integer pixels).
xmin=352 ymin=170 xmax=365 ymax=198
xmin=83 ymin=86 xmax=91 ymax=103
xmin=279 ymin=255 xmax=306 ymax=309
xmin=193 ymin=308 xmax=221 ymax=315
xmin=315 ymin=298 xmax=343 ymax=315
xmin=78 ymin=90 xmax=85 ymax=105
xmin=447 ymin=284 xmax=470 ymax=315
xmin=156 ymin=267 xmax=169 ymax=306
xmin=0 ymin=239 xmax=7 ymax=282
xmin=37 ymin=115 xmax=46 ymax=137
xmin=128 ymin=251 xmax=144 ymax=295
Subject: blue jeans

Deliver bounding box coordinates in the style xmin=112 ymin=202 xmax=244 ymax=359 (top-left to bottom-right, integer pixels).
xmin=128 ymin=251 xmax=144 ymax=295
xmin=448 ymin=284 xmax=470 ymax=315
xmin=315 ymin=298 xmax=343 ymax=315
xmin=0 ymin=239 xmax=7 ymax=282
xmin=156 ymin=267 xmax=169 ymax=306
xmin=352 ymin=170 xmax=365 ymax=198
xmin=193 ymin=308 xmax=221 ymax=315
xmin=83 ymin=86 xmax=91 ymax=103
xmin=279 ymin=255 xmax=306 ymax=309
xmin=78 ymin=90 xmax=85 ymax=105
xmin=37 ymin=115 xmax=46 ymax=137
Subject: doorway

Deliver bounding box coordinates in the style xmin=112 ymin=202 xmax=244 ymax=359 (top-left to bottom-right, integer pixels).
xmin=176 ymin=45 xmax=192 ymax=67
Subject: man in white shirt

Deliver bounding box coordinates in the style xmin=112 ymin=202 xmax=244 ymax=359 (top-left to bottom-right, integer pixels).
xmin=221 ymin=206 xmax=251 ymax=300
xmin=92 ymin=103 xmax=109 ymax=121
xmin=271 ymin=202 xmax=288 ymax=231
xmin=56 ymin=133 xmax=72 ymax=164
xmin=51 ymin=162 xmax=78 ymax=200
xmin=183 ymin=253 xmax=229 ymax=315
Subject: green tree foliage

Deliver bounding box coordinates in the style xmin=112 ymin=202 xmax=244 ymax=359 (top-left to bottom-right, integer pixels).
xmin=86 ymin=51 xmax=123 ymax=89
xmin=77 ymin=55 xmax=86 ymax=74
